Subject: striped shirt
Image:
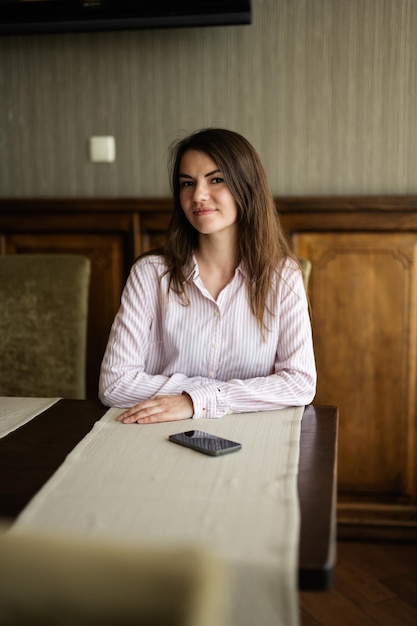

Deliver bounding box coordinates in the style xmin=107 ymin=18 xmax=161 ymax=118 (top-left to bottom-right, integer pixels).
xmin=99 ymin=254 xmax=317 ymax=418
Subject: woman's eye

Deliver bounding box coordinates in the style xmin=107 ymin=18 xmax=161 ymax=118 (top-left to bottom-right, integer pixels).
xmin=180 ymin=180 xmax=193 ymax=188
xmin=211 ymin=177 xmax=224 ymax=184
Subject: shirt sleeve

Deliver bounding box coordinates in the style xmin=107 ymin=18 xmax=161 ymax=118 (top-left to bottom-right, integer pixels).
xmin=183 ymin=263 xmax=317 ymax=419
xmin=98 ymin=260 xmax=211 ymax=408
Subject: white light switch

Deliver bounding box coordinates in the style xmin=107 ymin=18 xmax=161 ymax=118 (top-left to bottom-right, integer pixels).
xmin=89 ymin=136 xmax=115 ymax=162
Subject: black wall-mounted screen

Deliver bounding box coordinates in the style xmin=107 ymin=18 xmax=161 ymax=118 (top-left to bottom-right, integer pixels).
xmin=0 ymin=0 xmax=252 ymax=36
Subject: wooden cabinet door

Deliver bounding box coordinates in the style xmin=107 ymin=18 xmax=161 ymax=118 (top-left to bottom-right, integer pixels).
xmin=5 ymin=234 xmax=125 ymax=399
xmin=293 ymin=232 xmax=417 ymax=538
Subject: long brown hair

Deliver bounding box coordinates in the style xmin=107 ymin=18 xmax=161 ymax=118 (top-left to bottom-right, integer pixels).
xmin=164 ymin=128 xmax=295 ymax=330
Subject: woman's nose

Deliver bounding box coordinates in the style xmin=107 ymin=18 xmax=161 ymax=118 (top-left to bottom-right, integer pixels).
xmin=193 ymin=180 xmax=209 ymax=202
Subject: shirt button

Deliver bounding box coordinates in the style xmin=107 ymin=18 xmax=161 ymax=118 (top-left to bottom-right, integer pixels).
xmin=214 ymin=310 xmax=220 ymax=317
xmin=208 ymin=371 xmax=216 ymax=378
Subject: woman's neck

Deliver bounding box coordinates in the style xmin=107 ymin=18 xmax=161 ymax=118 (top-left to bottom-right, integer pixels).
xmin=196 ymin=231 xmax=238 ymax=271
xmin=195 ymin=233 xmax=239 ymax=300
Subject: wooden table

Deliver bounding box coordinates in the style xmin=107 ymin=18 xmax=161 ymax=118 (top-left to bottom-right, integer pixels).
xmin=0 ymin=399 xmax=337 ymax=591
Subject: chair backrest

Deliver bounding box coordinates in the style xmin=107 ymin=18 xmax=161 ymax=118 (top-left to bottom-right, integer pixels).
xmin=0 ymin=254 xmax=90 ymax=399
xmin=298 ymin=257 xmax=312 ymax=291
xmin=0 ymin=529 xmax=226 ymax=626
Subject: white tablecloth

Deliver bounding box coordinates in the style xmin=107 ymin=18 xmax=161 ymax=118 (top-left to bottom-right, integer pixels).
xmin=13 ymin=405 xmax=304 ymax=626
xmin=0 ymin=397 xmax=61 ymax=439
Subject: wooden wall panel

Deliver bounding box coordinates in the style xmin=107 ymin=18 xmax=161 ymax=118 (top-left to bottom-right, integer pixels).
xmin=280 ymin=200 xmax=417 ymax=539
xmin=1 ymin=196 xmax=417 ymax=538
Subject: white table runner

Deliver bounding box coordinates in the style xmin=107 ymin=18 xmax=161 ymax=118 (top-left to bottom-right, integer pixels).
xmin=13 ymin=406 xmax=304 ymax=626
xmin=0 ymin=397 xmax=61 ymax=439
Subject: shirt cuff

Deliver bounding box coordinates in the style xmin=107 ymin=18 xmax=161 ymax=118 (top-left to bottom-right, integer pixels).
xmin=184 ymin=383 xmax=230 ymax=419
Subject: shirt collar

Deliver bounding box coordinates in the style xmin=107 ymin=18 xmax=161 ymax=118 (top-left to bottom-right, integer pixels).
xmin=183 ymin=255 xmax=199 ymax=283
xmin=183 ymin=255 xmax=248 ymax=284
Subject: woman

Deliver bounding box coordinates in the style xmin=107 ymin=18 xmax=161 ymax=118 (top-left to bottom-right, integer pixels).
xmin=99 ymin=128 xmax=316 ymax=424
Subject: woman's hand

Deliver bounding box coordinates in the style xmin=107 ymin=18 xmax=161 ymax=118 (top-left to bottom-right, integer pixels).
xmin=117 ymin=393 xmax=194 ymax=424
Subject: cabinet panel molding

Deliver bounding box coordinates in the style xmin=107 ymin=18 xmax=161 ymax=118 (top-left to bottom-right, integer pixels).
xmin=295 ymin=234 xmax=416 ymax=501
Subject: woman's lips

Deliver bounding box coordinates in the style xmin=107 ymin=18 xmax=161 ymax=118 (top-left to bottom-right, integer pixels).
xmin=193 ymin=207 xmax=216 ymax=216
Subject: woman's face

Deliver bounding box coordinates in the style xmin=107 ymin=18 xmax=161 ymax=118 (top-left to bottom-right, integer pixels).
xmin=178 ymin=150 xmax=238 ymax=238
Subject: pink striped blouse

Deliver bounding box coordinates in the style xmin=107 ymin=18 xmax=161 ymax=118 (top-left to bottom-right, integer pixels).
xmin=99 ymin=254 xmax=317 ymax=418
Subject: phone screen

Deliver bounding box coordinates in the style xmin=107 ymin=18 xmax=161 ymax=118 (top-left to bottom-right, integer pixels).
xmin=169 ymin=430 xmax=242 ymax=456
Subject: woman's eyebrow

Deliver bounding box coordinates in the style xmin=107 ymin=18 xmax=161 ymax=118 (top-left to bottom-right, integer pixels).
xmin=179 ymin=169 xmax=221 ymax=179
xmin=205 ymin=169 xmax=221 ymax=177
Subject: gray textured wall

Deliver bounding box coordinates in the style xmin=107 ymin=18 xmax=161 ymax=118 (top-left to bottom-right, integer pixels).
xmin=1 ymin=0 xmax=416 ymax=198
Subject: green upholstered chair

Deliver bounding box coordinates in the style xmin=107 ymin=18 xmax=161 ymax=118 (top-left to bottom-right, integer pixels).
xmin=298 ymin=257 xmax=312 ymax=291
xmin=0 ymin=255 xmax=90 ymax=399
xmin=0 ymin=528 xmax=226 ymax=626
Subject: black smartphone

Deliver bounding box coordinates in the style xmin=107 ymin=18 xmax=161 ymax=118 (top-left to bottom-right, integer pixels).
xmin=169 ymin=430 xmax=242 ymax=457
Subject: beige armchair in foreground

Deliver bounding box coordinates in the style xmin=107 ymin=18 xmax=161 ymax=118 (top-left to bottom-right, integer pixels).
xmin=0 ymin=528 xmax=226 ymax=626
